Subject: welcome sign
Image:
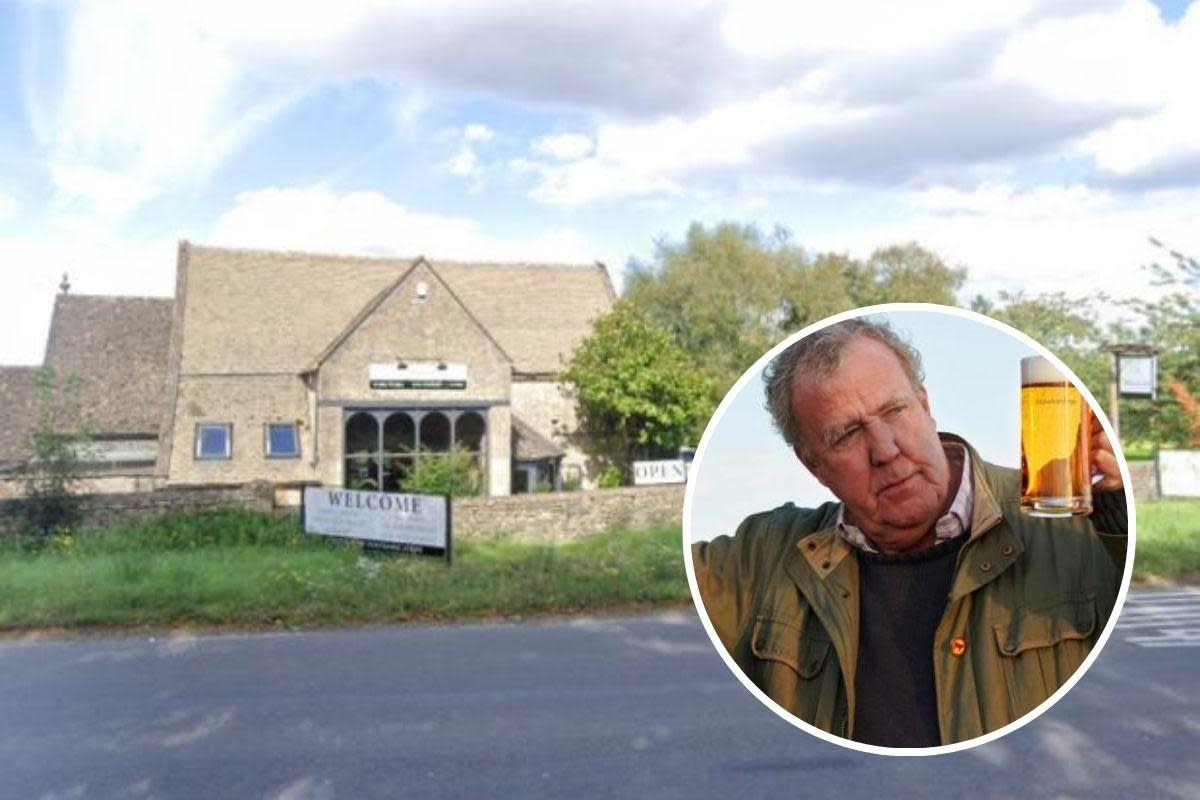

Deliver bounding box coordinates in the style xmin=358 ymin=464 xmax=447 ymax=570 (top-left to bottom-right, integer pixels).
xmin=303 ymin=487 xmax=452 ymax=562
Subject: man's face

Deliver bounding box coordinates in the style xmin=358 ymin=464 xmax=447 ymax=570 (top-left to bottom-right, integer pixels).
xmin=792 ymin=335 xmax=951 ymax=553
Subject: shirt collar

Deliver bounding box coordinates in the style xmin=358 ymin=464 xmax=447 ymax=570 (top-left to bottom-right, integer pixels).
xmin=835 ymin=442 xmax=974 ymax=554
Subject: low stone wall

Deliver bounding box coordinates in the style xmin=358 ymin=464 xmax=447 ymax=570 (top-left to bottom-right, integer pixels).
xmin=0 ymin=463 xmax=1163 ymax=540
xmin=1127 ymin=461 xmax=1159 ymax=503
xmin=0 ymin=482 xmax=684 ymax=540
xmin=0 ymin=483 xmax=273 ymax=537
xmin=452 ymin=484 xmax=685 ymax=540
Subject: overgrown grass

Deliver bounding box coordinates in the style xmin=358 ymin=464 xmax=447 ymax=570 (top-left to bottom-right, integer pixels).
xmin=0 ymin=509 xmax=689 ymax=631
xmin=1135 ymin=500 xmax=1200 ymax=581
xmin=4 ymin=498 xmax=1193 ymax=631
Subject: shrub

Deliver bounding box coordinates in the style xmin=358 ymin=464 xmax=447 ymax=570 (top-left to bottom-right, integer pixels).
xmin=400 ymin=447 xmax=484 ymax=497
xmin=596 ymin=465 xmax=623 ymax=489
xmin=16 ymin=369 xmax=88 ymax=541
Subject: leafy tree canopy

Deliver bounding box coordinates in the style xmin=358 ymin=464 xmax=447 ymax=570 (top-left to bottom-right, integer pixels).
xmin=560 ymin=301 xmax=710 ymax=476
xmin=624 ymin=222 xmax=967 ymax=402
xmin=970 ymin=290 xmax=1109 ymax=400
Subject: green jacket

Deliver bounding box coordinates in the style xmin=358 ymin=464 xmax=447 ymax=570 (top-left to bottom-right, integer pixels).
xmin=691 ymin=439 xmax=1126 ymax=746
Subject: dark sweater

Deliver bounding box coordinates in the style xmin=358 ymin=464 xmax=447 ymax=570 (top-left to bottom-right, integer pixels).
xmin=852 ymin=534 xmax=967 ymax=747
xmin=849 ymin=490 xmax=1126 ymax=747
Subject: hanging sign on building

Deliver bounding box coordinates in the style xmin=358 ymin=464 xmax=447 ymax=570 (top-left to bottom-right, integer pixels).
xmin=1118 ymin=354 xmax=1157 ymax=398
xmin=632 ymin=459 xmax=689 ymax=485
xmin=369 ymin=361 xmax=467 ymax=390
xmin=303 ymin=486 xmax=452 ymax=562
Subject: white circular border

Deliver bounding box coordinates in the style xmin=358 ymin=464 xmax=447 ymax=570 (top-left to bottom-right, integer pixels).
xmin=681 ymin=302 xmax=1137 ymax=757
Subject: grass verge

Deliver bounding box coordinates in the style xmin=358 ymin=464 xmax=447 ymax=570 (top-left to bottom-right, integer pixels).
xmin=1135 ymin=499 xmax=1200 ymax=582
xmin=3 ymin=498 xmax=1193 ymax=631
xmin=0 ymin=509 xmax=690 ymax=631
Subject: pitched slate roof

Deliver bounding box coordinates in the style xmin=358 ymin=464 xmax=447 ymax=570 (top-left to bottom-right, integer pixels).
xmin=511 ymin=415 xmax=565 ymax=461
xmin=179 ymin=244 xmax=615 ymax=376
xmin=43 ymin=294 xmax=174 ymax=437
xmin=0 ymin=366 xmax=41 ymax=466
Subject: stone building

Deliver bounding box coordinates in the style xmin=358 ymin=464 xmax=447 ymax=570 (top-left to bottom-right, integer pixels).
xmin=0 ymin=243 xmax=615 ymax=498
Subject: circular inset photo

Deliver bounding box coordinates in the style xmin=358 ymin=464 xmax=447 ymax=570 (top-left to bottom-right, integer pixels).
xmin=683 ymin=304 xmax=1135 ymax=756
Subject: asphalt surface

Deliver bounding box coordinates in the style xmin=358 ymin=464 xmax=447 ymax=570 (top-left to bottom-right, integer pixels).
xmin=1 ymin=589 xmax=1198 ymax=800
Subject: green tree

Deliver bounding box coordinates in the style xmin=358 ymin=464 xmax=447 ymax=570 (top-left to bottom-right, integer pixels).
xmin=1112 ymin=240 xmax=1200 ymax=448
xmin=969 ymin=290 xmax=1109 ymax=401
xmin=624 ymin=222 xmax=792 ymax=404
xmin=626 ymin=224 xmax=967 ymax=405
xmin=860 ymin=243 xmax=967 ymax=306
xmin=560 ymin=301 xmax=710 ymax=479
xmin=17 ymin=368 xmax=89 ymax=539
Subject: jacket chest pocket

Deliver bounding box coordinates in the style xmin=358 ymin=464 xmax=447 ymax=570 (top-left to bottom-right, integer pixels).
xmin=750 ymin=615 xmax=843 ymax=733
xmin=992 ymin=596 xmax=1098 ymax=719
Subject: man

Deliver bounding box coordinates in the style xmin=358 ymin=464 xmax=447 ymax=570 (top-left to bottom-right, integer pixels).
xmin=691 ymin=318 xmax=1127 ymax=747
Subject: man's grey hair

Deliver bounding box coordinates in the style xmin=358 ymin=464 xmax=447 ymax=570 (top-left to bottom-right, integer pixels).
xmin=763 ymin=317 xmax=925 ymax=455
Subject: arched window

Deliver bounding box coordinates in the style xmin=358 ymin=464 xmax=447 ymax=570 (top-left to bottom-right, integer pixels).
xmin=454 ymin=411 xmax=486 ymax=454
xmin=344 ymin=412 xmax=380 ymax=490
xmin=343 ymin=408 xmax=488 ymax=495
xmin=382 ymin=412 xmax=416 ymax=492
xmin=420 ymin=412 xmax=452 ymax=453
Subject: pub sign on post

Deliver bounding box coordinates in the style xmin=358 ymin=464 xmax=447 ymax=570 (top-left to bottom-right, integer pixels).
xmin=303 ymin=486 xmax=452 ymax=563
xmin=1118 ymin=353 xmax=1157 ymax=399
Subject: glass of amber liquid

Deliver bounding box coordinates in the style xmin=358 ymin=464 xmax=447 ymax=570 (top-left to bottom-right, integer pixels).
xmin=1020 ymin=355 xmax=1092 ymax=517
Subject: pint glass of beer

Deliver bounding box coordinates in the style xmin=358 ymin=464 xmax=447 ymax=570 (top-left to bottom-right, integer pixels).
xmin=1020 ymin=355 xmax=1092 ymax=517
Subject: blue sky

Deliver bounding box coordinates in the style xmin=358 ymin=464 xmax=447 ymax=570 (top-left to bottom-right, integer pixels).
xmin=1 ymin=0 xmax=1199 ymax=365
xmin=688 ymin=308 xmax=1044 ymax=541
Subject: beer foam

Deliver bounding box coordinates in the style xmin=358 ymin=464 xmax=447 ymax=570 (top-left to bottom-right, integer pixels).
xmin=1020 ymin=355 xmax=1068 ymax=385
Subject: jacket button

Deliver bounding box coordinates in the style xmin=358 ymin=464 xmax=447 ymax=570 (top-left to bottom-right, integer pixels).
xmin=1000 ymin=545 xmax=1014 ymax=557
xmin=821 ymin=560 xmax=831 ymax=570
xmin=840 ymin=588 xmax=850 ymax=599
xmin=1003 ymin=641 xmax=1017 ymax=654
xmin=979 ymin=561 xmax=992 ymax=572
xmin=807 ymin=541 xmax=817 ymax=551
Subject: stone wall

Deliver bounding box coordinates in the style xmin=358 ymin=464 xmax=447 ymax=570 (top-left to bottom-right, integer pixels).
xmin=0 ymin=481 xmax=684 ymax=540
xmin=0 ymin=483 xmax=273 ymax=537
xmin=1127 ymin=460 xmax=1159 ymax=503
xmin=452 ymin=484 xmax=685 ymax=540
xmin=0 ymin=464 xmax=1162 ymax=541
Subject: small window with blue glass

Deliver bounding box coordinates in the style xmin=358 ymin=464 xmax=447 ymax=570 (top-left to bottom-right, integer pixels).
xmin=265 ymin=422 xmax=300 ymax=459
xmin=195 ymin=423 xmax=232 ymax=460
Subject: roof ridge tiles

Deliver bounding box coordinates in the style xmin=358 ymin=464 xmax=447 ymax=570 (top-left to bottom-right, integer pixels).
xmin=185 ymin=241 xmax=595 ymax=270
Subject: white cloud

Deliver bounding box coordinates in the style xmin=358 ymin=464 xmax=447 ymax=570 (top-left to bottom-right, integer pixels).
xmin=0 ymin=192 xmax=17 ymax=222
xmin=50 ymin=163 xmax=159 ymax=219
xmin=463 ymin=124 xmax=493 ymax=143
xmin=27 ymin=0 xmax=1199 ymax=213
xmin=993 ymin=1 xmax=1200 ymax=184
xmin=446 ymin=149 xmax=480 ymax=178
xmin=805 ymin=183 xmax=1200 ymax=306
xmin=392 ymin=89 xmax=429 ymax=134
xmin=0 ymin=225 xmax=177 ymax=364
xmin=721 ymin=0 xmax=1037 ymax=57
xmin=911 ymin=183 xmax=1113 ymax=218
xmin=442 ymin=123 xmax=497 ymax=186
xmin=208 ymin=184 xmax=596 ymax=264
xmin=506 ymin=1 xmax=1199 ymax=204
xmin=25 ymin=1 xmax=306 ymax=220
xmin=532 ymin=133 xmax=593 ymax=161
xmin=517 ymin=89 xmax=890 ymax=205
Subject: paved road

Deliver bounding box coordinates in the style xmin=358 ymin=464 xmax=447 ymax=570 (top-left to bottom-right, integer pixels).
xmin=2 ymin=590 xmax=1198 ymax=800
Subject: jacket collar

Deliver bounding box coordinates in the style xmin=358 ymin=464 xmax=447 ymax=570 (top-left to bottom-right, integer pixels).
xmin=788 ymin=433 xmax=1020 ymax=590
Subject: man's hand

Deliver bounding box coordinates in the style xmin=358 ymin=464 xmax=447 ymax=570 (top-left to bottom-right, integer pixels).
xmin=1090 ymin=413 xmax=1123 ymax=492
